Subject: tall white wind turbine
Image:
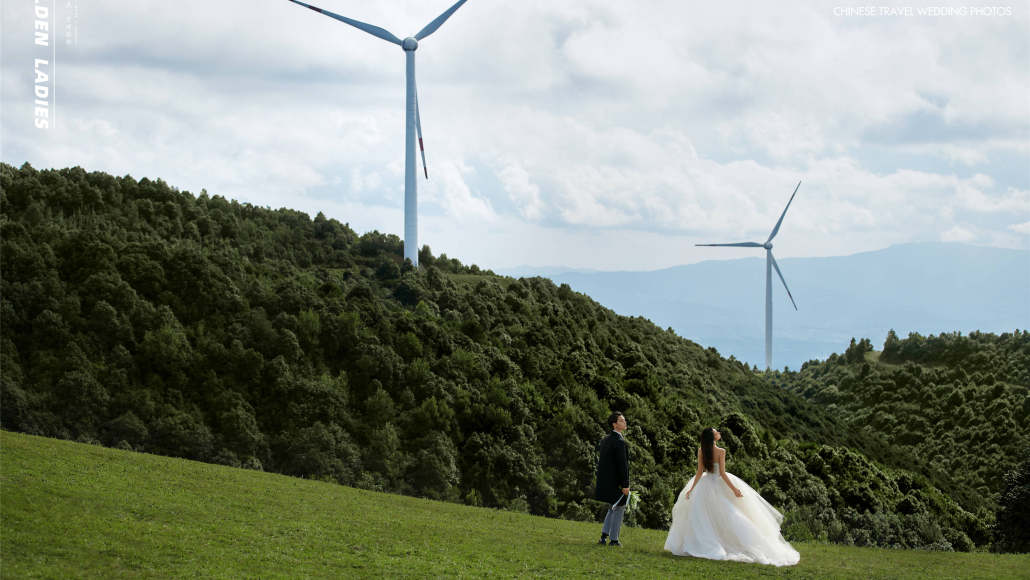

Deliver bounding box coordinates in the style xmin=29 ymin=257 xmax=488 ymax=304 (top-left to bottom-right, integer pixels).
xmin=287 ymin=0 xmax=470 ymax=267
xmin=696 ymin=182 xmax=801 ymax=371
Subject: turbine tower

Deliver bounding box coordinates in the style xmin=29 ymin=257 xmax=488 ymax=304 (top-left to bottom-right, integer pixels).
xmin=287 ymin=0 xmax=470 ymax=267
xmin=696 ymin=182 xmax=801 ymax=371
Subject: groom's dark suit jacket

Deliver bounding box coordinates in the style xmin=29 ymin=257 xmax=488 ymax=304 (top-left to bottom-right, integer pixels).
xmin=594 ymin=431 xmax=630 ymax=504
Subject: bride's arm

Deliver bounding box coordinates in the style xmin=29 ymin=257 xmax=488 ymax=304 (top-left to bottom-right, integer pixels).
xmin=684 ymin=447 xmax=703 ymax=499
xmin=718 ymin=450 xmax=743 ymax=497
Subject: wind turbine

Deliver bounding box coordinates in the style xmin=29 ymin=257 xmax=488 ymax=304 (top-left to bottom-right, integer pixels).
xmin=696 ymin=182 xmax=801 ymax=371
xmin=287 ymin=0 xmax=470 ymax=267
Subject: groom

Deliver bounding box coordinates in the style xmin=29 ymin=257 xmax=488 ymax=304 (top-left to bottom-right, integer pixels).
xmin=595 ymin=411 xmax=630 ymax=547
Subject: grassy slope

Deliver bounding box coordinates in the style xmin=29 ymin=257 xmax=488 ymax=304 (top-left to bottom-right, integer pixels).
xmin=3 ymin=431 xmax=1027 ymax=579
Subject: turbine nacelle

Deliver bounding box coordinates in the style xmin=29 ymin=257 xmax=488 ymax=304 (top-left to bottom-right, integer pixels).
xmin=763 ymin=242 xmax=773 ymax=250
xmin=402 ymin=37 xmax=418 ymax=51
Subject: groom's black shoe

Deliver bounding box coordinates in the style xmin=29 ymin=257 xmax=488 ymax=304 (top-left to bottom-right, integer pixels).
xmin=597 ymin=534 xmax=608 ymax=545
xmin=608 ymin=540 xmax=622 ymax=547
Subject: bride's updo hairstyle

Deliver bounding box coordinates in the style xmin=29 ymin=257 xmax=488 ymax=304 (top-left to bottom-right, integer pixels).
xmin=700 ymin=427 xmax=715 ymax=472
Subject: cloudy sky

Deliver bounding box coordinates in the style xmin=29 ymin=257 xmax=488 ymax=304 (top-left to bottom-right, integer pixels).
xmin=3 ymin=1 xmax=1028 ymax=271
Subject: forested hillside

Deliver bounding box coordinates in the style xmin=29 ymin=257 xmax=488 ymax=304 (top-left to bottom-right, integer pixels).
xmin=771 ymin=333 xmax=1029 ymax=549
xmin=0 ymin=163 xmax=1010 ymax=551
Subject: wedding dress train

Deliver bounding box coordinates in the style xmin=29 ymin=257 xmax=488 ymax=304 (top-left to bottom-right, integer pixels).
xmin=664 ymin=463 xmax=799 ymax=566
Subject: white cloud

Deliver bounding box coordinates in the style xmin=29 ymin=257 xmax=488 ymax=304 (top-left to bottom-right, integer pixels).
xmin=350 ymin=168 xmax=384 ymax=195
xmin=941 ymin=225 xmax=977 ymax=242
xmin=498 ymin=162 xmax=544 ymax=220
xmin=428 ymin=160 xmax=495 ymax=222
xmin=1 ymin=0 xmax=1028 ymax=269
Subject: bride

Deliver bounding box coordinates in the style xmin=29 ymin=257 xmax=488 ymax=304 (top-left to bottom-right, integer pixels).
xmin=664 ymin=427 xmax=800 ymax=566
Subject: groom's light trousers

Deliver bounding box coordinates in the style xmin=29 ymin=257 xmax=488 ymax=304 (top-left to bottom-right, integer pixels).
xmin=601 ymin=496 xmax=627 ymax=542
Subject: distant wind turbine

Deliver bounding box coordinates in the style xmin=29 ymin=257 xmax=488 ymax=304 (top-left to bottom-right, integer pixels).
xmin=696 ymin=182 xmax=801 ymax=371
xmin=287 ymin=0 xmax=470 ymax=267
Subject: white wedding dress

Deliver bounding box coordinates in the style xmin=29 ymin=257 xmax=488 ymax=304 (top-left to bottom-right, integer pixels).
xmin=664 ymin=459 xmax=800 ymax=566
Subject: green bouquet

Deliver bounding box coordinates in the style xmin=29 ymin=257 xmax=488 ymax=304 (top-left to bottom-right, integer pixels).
xmin=626 ymin=490 xmax=641 ymax=512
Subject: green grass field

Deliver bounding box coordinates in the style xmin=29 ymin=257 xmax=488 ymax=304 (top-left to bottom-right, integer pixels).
xmin=3 ymin=431 xmax=1028 ymax=579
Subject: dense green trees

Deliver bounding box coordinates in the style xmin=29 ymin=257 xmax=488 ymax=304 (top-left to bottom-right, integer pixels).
xmin=993 ymin=453 xmax=1030 ymax=553
xmin=772 ymin=330 xmax=1029 ymax=550
xmin=1 ymin=163 xmax=1020 ymax=551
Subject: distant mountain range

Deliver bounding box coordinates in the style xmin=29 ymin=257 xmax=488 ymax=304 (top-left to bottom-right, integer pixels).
xmin=499 ymin=243 xmax=1030 ymax=369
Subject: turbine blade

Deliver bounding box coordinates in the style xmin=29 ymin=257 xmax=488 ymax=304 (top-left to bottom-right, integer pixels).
xmin=695 ymin=242 xmax=764 ymax=247
xmin=415 ymin=90 xmax=428 ymax=180
xmin=415 ymin=0 xmax=469 ymax=40
xmin=766 ymin=180 xmax=801 ymax=244
xmin=769 ymin=252 xmax=798 ymax=310
xmin=287 ymin=0 xmax=402 ymax=46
